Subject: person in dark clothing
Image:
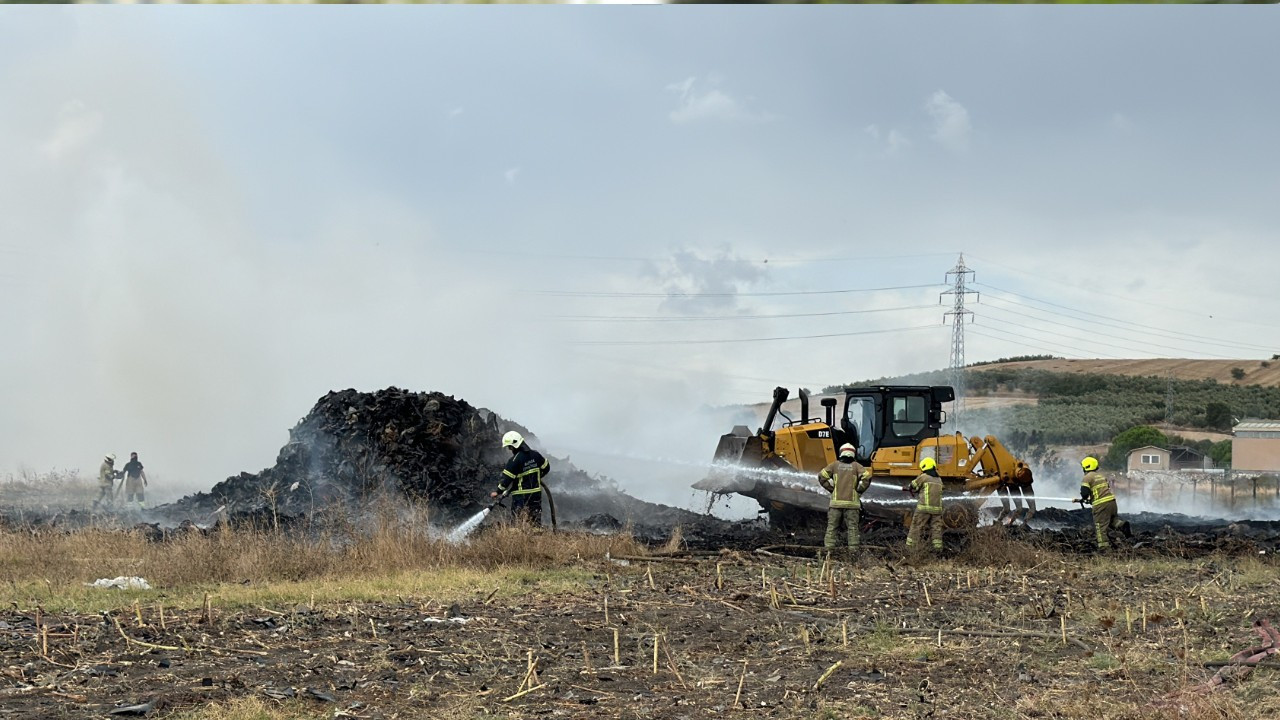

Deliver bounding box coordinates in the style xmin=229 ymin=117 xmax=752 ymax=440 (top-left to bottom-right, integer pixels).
xmin=121 ymin=452 xmax=148 ymax=511
xmin=490 ymin=431 xmax=551 ymax=526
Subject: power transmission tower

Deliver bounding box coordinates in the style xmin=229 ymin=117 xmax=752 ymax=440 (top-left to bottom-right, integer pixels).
xmin=941 ymin=254 xmax=978 ymax=425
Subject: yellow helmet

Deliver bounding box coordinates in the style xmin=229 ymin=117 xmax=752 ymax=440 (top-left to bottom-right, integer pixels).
xmin=919 ymin=457 xmax=937 ymax=472
xmin=1081 ymin=456 xmax=1099 ymax=472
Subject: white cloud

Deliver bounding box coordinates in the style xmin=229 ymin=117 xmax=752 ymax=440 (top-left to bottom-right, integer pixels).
xmin=888 ymin=129 xmax=912 ymax=154
xmin=666 ymin=75 xmax=768 ymax=125
xmin=666 ymin=77 xmax=695 ymax=98
xmin=865 ymin=123 xmax=911 ymax=154
xmin=504 ymin=166 xmax=521 ymax=184
xmin=925 ymin=90 xmax=971 ymax=152
xmin=41 ymin=99 xmax=103 ymax=161
xmin=644 ymin=247 xmax=765 ymax=315
xmin=449 ymin=106 xmax=464 ymax=118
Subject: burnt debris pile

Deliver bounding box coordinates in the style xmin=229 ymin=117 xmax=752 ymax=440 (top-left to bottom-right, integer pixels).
xmin=158 ymin=388 xmax=520 ymax=525
xmin=153 ymin=387 xmax=759 ymax=544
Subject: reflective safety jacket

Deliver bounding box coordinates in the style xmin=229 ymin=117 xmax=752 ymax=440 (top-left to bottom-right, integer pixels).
xmin=909 ymin=472 xmax=943 ymax=515
xmin=98 ymin=461 xmax=116 ymax=488
xmin=1081 ymin=471 xmax=1116 ymax=506
xmin=498 ymin=447 xmax=551 ymax=496
xmin=818 ymin=460 xmax=871 ymax=509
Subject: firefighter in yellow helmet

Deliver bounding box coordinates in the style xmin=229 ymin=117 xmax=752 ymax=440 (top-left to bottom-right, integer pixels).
xmin=817 ymin=443 xmax=872 ymax=551
xmin=905 ymin=457 xmax=944 ymax=553
xmin=1078 ymin=456 xmax=1130 ymax=549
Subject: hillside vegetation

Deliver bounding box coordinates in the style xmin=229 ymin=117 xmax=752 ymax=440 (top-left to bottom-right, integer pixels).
xmin=975 ymin=357 xmax=1280 ymax=387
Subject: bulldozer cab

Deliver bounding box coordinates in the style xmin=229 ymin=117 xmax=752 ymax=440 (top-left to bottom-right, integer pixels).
xmin=841 ymin=386 xmax=954 ymax=463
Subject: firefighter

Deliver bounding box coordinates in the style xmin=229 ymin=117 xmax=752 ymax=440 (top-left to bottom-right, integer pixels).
xmin=817 ymin=443 xmax=872 ymax=551
xmin=905 ymin=457 xmax=944 ymax=553
xmin=93 ymin=453 xmax=121 ymax=510
xmin=1079 ymin=456 xmax=1131 ymax=549
xmin=121 ymin=452 xmax=148 ymax=511
xmin=491 ymin=431 xmax=551 ymax=526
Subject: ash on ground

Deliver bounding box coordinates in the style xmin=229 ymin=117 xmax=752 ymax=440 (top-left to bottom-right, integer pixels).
xmin=151 ymin=387 xmax=762 ymax=546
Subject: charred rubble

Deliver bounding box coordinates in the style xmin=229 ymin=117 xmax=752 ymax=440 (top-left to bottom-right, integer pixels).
xmin=156 ymin=388 xmax=512 ymax=526
xmin=151 ymin=387 xmax=762 ymax=545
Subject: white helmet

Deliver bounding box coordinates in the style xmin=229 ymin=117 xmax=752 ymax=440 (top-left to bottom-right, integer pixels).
xmin=105 ymin=453 xmax=117 ymax=463
xmin=838 ymin=443 xmax=856 ymax=459
xmin=502 ymin=431 xmax=525 ymax=450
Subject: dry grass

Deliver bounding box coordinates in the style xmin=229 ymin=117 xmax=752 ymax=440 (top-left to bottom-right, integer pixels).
xmin=0 ymin=467 xmax=93 ymax=508
xmin=953 ymin=524 xmax=1050 ymax=567
xmin=167 ymin=697 xmax=327 ymax=720
xmin=0 ymin=521 xmax=642 ymax=612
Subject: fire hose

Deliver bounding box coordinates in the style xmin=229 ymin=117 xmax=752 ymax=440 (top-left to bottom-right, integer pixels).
xmin=543 ymin=482 xmax=558 ymax=533
xmin=491 ymin=484 xmax=557 ymax=532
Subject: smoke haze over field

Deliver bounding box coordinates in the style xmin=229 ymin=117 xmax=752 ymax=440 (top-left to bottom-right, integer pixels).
xmin=2 ymin=9 xmax=1279 ymax=508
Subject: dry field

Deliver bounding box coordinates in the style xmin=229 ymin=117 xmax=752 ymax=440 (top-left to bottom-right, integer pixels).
xmin=976 ymin=359 xmax=1280 ymax=388
xmin=2 ymin=523 xmax=1280 ymax=719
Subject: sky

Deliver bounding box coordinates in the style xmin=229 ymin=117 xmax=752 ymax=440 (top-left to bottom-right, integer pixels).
xmin=1 ymin=7 xmax=1278 ymax=509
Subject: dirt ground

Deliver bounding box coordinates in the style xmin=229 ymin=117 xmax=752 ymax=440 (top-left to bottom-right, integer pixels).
xmin=5 ymin=530 xmax=1280 ymax=720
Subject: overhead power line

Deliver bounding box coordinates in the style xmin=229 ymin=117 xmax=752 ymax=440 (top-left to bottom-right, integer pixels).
xmin=543 ymin=303 xmax=938 ymax=323
xmin=978 ymin=304 xmax=1238 ymax=359
xmin=966 ymin=326 xmax=1102 ymax=360
xmin=571 ymin=351 xmax=832 ymax=389
xmin=979 ymin=295 xmax=1279 ymax=355
xmin=454 ymin=248 xmax=958 ymax=266
xmin=967 ymin=252 xmax=1280 ymax=330
xmin=533 ymin=283 xmax=945 ymax=299
xmin=973 ymin=313 xmax=1233 ymax=360
xmin=570 ymin=324 xmax=943 ymax=346
xmin=976 ymin=282 xmax=1280 ymax=351
xmin=972 ymin=318 xmax=1122 ymax=358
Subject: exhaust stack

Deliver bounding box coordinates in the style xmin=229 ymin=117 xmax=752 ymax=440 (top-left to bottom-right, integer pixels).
xmin=821 ymin=397 xmax=837 ymax=427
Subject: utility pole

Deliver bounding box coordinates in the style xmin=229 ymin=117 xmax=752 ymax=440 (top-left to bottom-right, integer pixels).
xmin=941 ymin=254 xmax=978 ymax=425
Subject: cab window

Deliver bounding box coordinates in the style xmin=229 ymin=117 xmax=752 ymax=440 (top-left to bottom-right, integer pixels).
xmin=845 ymin=396 xmax=877 ymax=460
xmin=891 ymin=396 xmax=927 ymax=438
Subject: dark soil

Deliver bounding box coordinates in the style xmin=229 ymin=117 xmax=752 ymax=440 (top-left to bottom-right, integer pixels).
xmin=5 ymin=547 xmax=1279 ymax=719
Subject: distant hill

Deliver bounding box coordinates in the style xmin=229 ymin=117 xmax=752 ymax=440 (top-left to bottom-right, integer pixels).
xmin=974 ymin=358 xmax=1280 ymax=387
xmin=817 ymin=360 xmax=1280 ymax=448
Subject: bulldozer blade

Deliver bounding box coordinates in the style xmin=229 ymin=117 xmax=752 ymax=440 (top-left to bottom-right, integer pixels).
xmin=692 ymin=425 xmax=764 ymax=495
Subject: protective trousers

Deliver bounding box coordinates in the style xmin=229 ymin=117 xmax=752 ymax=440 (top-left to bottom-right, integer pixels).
xmin=124 ymin=478 xmax=145 ymax=505
xmin=824 ymin=507 xmax=860 ymax=549
xmin=907 ymin=510 xmax=943 ymax=552
xmin=511 ymin=491 xmax=543 ymax=527
xmin=1091 ymin=502 xmax=1125 ymax=549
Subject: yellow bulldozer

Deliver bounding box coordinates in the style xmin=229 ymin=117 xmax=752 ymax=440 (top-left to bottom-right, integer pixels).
xmin=694 ymin=385 xmax=1037 ymax=530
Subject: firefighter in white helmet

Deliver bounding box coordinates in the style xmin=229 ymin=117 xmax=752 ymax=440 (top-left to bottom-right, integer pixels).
xmin=817 ymin=443 xmax=872 ymax=551
xmin=93 ymin=453 xmax=123 ymax=510
xmin=491 ymin=431 xmax=551 ymax=526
